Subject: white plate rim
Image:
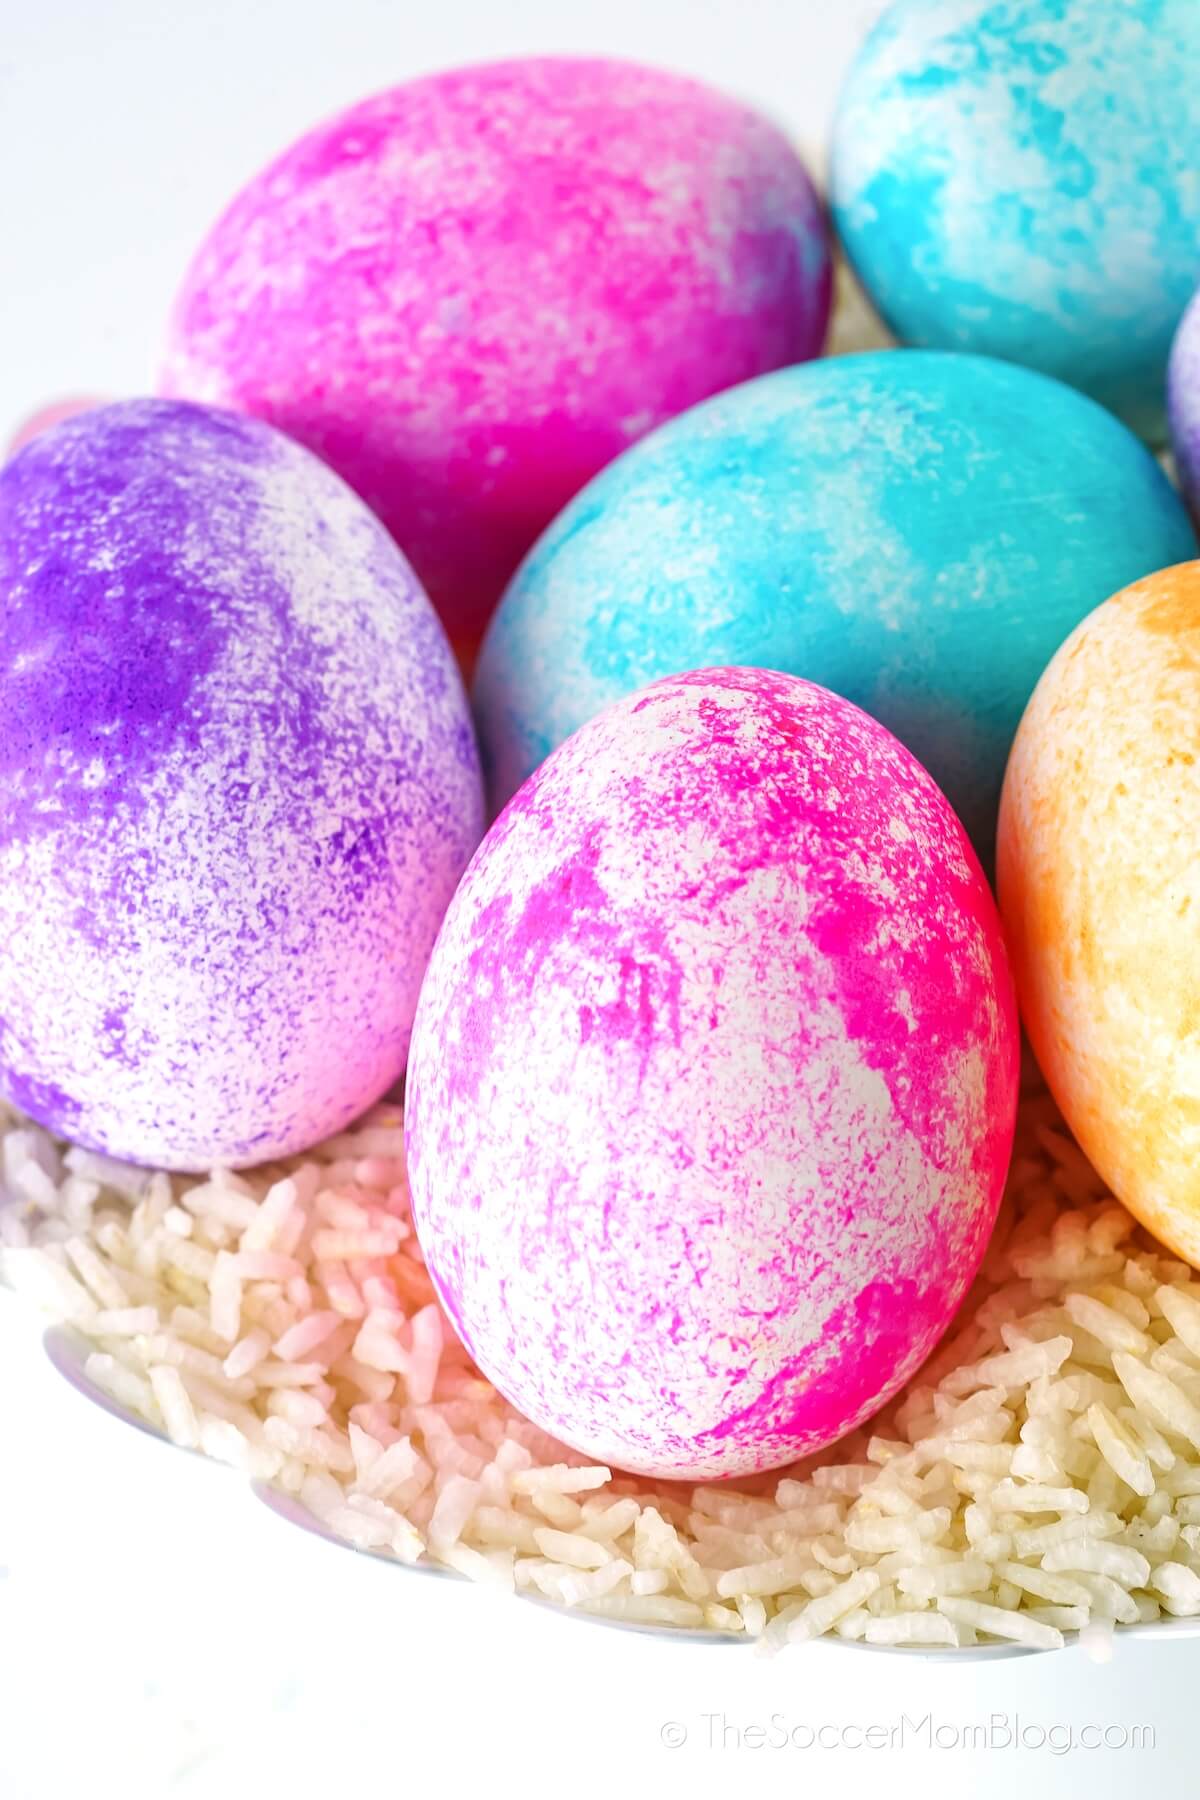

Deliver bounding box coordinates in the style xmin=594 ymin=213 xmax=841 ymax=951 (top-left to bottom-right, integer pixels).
xmin=38 ymin=1322 xmax=1200 ymax=1660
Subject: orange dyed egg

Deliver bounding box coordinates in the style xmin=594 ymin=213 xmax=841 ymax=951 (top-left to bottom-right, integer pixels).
xmin=998 ymin=559 xmax=1200 ymax=1265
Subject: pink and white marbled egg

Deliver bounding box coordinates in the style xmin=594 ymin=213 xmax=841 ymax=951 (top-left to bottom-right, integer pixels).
xmin=160 ymin=58 xmax=830 ymax=653
xmin=406 ymin=668 xmax=1018 ymax=1479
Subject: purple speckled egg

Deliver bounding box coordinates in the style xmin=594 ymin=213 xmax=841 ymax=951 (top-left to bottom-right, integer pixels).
xmin=1169 ymin=286 xmax=1200 ymax=518
xmin=0 ymin=399 xmax=483 ymax=1170
xmin=160 ymin=57 xmax=831 ymax=653
xmin=406 ymin=668 xmax=1018 ymax=1480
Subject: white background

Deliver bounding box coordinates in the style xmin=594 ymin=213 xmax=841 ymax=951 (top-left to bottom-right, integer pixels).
xmin=2 ymin=3 xmax=1198 ymax=1796
xmin=0 ymin=0 xmax=885 ymax=443
xmin=4 ymin=1289 xmax=1198 ymax=1798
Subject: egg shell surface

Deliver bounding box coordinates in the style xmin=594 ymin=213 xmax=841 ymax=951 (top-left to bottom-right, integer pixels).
xmin=830 ymin=0 xmax=1200 ymax=441
xmin=1168 ymin=288 xmax=1200 ymax=521
xmin=0 ymin=399 xmax=483 ymax=1170
xmin=475 ymin=350 xmax=1195 ymax=855
xmin=160 ymin=56 xmax=831 ymax=651
xmin=407 ymin=667 xmax=1019 ymax=1480
xmin=6 ymin=396 xmax=104 ymax=459
xmin=999 ymin=560 xmax=1200 ymax=1268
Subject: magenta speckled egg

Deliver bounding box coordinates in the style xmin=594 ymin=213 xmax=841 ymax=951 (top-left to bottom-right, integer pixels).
xmin=406 ymin=668 xmax=1018 ymax=1479
xmin=159 ymin=58 xmax=831 ymax=651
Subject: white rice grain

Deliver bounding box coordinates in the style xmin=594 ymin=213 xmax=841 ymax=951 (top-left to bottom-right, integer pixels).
xmin=64 ymin=1238 xmax=127 ymax=1310
xmin=149 ymin=1364 xmax=199 ymax=1449
xmin=864 ymin=1612 xmax=960 ymax=1647
xmin=1086 ymin=1402 xmax=1154 ymax=1496
xmin=85 ymin=1352 xmax=154 ymax=1416
xmin=786 ymin=1569 xmax=881 ymax=1644
xmin=533 ymin=1528 xmax=611 ymax=1570
xmin=511 ymin=1464 xmax=611 ymax=1497
xmin=222 ymin=1329 xmax=271 ymax=1380
xmin=937 ymin=1597 xmax=1064 ymax=1650
xmin=3 ymin=1248 xmax=99 ymax=1324
xmin=1113 ymin=1351 xmax=1200 ymax=1450
xmin=428 ymin=1475 xmax=482 ymax=1552
xmin=15 ymin=1064 xmax=1200 ymax=1650
xmin=93 ymin=1306 xmax=159 ymax=1336
xmin=273 ymin=1310 xmax=341 ymax=1363
xmin=630 ymin=1568 xmax=670 ymax=1597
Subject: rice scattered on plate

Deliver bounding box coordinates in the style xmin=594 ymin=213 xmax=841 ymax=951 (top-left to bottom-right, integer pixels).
xmin=6 ymin=1062 xmax=1200 ymax=1651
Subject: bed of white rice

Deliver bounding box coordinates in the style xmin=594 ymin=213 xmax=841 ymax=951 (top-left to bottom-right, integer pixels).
xmin=7 ymin=1061 xmax=1200 ymax=1653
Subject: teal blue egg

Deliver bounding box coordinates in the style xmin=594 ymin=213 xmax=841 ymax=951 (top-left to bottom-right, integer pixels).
xmin=473 ymin=351 xmax=1195 ymax=857
xmin=831 ymin=0 xmax=1200 ymax=442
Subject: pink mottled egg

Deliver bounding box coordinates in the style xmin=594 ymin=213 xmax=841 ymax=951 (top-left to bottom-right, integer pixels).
xmin=159 ymin=58 xmax=831 ymax=651
xmin=406 ymin=668 xmax=1018 ymax=1479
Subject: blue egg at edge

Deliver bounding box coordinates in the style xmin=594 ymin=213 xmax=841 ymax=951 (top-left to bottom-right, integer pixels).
xmin=473 ymin=349 xmax=1196 ymax=860
xmin=829 ymin=0 xmax=1200 ymax=443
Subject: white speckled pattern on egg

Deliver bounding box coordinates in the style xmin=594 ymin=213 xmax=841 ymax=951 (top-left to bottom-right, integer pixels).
xmin=0 ymin=400 xmax=483 ymax=1168
xmin=831 ymin=0 xmax=1200 ymax=440
xmin=406 ymin=668 xmax=1018 ymax=1479
xmin=161 ymin=57 xmax=831 ymax=648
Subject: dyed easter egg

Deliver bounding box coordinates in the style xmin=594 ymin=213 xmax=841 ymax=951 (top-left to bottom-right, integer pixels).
xmin=831 ymin=0 xmax=1200 ymax=440
xmin=1168 ymin=287 xmax=1200 ymax=519
xmin=475 ymin=350 xmax=1194 ymax=854
xmin=160 ymin=58 xmax=831 ymax=654
xmin=0 ymin=400 xmax=482 ymax=1170
xmin=999 ymin=560 xmax=1200 ymax=1268
xmin=407 ymin=667 xmax=1019 ymax=1479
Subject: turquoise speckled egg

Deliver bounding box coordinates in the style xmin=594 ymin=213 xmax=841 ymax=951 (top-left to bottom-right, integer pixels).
xmin=830 ymin=0 xmax=1200 ymax=442
xmin=473 ymin=351 xmax=1195 ymax=857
